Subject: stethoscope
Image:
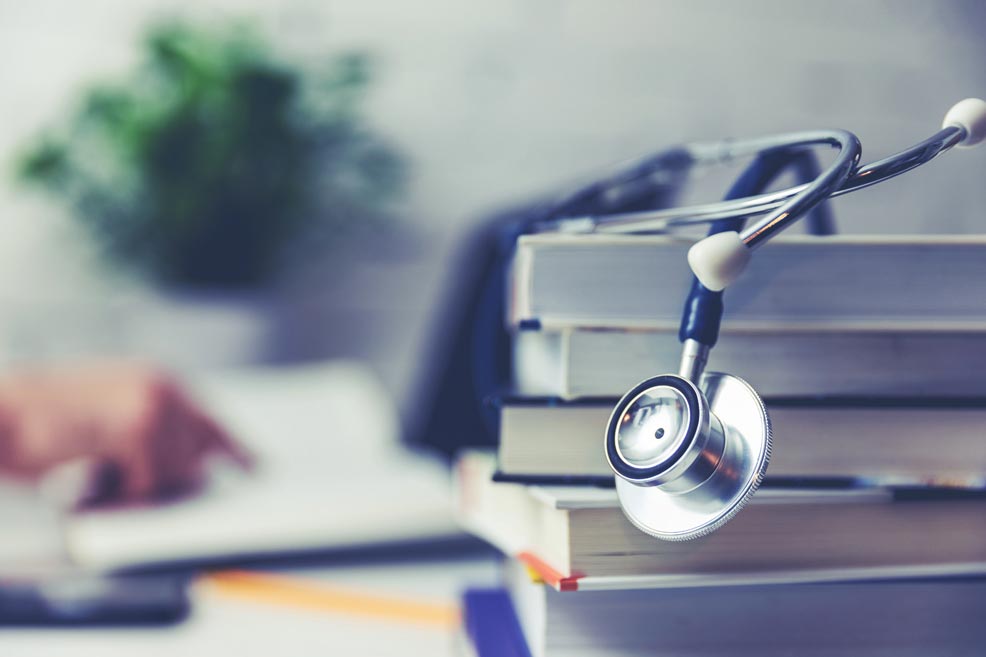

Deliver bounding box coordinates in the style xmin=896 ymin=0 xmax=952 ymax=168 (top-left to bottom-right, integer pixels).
xmin=535 ymin=98 xmax=986 ymax=541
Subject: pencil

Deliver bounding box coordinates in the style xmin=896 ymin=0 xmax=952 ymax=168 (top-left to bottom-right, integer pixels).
xmin=201 ymin=570 xmax=461 ymax=629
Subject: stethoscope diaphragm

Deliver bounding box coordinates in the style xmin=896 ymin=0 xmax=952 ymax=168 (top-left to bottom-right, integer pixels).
xmin=605 ymin=372 xmax=771 ymax=541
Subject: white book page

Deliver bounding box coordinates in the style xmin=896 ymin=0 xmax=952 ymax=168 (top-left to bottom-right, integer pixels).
xmin=67 ymin=361 xmax=459 ymax=571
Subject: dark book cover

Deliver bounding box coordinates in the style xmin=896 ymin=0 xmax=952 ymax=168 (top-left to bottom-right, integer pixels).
xmin=462 ymin=588 xmax=532 ymax=657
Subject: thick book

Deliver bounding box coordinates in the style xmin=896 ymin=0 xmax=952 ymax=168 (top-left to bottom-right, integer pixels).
xmin=496 ymin=397 xmax=986 ymax=485
xmin=503 ymin=558 xmax=986 ymax=657
xmin=513 ymin=327 xmax=986 ymax=398
xmin=455 ymin=452 xmax=986 ymax=591
xmin=509 ymin=234 xmax=986 ymax=331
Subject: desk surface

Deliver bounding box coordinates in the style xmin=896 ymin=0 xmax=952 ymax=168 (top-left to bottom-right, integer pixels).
xmin=0 ymin=362 xmax=496 ymax=654
xmin=0 ymin=554 xmax=499 ymax=657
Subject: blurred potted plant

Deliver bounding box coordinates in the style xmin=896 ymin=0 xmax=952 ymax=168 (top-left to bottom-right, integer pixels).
xmin=15 ymin=20 xmax=404 ymax=363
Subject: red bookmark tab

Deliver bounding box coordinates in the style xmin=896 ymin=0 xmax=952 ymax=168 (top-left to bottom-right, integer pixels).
xmin=517 ymin=552 xmax=583 ymax=592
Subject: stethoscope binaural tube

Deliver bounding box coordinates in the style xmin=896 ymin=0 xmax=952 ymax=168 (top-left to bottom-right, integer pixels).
xmin=578 ymin=127 xmax=962 ymax=233
xmin=547 ymin=99 xmax=986 ymax=238
xmin=688 ymin=100 xmax=986 ymax=291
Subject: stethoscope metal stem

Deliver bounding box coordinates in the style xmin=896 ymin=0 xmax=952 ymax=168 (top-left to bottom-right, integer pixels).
xmin=678 ymin=339 xmax=710 ymax=382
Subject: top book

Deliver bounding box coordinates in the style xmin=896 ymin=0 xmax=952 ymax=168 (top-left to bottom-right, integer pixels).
xmin=509 ymin=234 xmax=986 ymax=331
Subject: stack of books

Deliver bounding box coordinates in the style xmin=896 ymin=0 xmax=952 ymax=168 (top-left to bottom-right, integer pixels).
xmin=455 ymin=233 xmax=986 ymax=656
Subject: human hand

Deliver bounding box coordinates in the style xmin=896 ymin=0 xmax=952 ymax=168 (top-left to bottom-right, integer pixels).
xmin=0 ymin=363 xmax=251 ymax=506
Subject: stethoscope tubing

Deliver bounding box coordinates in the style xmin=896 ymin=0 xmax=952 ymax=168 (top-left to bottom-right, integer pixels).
xmin=551 ymin=125 xmax=965 ymax=236
xmin=734 ymin=130 xmax=859 ymax=249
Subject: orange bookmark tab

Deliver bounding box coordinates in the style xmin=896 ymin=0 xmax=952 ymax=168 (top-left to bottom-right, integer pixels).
xmin=202 ymin=570 xmax=461 ymax=629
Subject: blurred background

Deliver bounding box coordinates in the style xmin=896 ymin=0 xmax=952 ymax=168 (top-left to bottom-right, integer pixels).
xmin=0 ymin=1 xmax=985 ymax=652
xmin=1 ymin=0 xmax=985 ymax=411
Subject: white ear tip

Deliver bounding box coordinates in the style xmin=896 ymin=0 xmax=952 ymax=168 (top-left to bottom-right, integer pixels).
xmin=943 ymin=98 xmax=986 ymax=148
xmin=687 ymin=231 xmax=752 ymax=292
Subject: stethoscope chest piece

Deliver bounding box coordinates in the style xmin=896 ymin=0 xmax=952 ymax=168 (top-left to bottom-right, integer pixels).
xmin=605 ymin=372 xmax=771 ymax=541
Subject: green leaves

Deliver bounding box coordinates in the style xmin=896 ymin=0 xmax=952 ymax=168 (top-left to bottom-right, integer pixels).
xmin=15 ymin=20 xmax=404 ymax=289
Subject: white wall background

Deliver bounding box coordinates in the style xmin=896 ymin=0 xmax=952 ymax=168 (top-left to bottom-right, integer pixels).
xmin=0 ymin=0 xmax=984 ymax=401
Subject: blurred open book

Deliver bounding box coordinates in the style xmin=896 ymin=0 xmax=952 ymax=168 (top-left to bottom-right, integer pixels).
xmin=2 ymin=362 xmax=459 ymax=573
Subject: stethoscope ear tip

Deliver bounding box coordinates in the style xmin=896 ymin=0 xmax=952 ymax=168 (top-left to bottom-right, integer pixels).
xmin=687 ymin=231 xmax=751 ymax=292
xmin=943 ymin=98 xmax=986 ymax=148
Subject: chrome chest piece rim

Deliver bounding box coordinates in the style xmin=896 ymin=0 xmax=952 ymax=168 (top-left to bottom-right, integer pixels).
xmin=605 ymin=371 xmax=771 ymax=541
